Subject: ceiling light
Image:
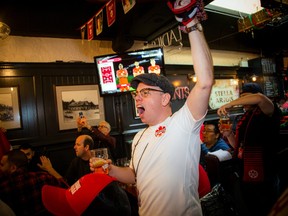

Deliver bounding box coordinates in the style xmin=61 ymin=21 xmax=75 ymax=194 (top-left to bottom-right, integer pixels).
xmin=251 ymin=74 xmax=258 ymax=82
xmin=205 ymin=0 xmax=263 ymax=18
xmin=0 ymin=22 xmax=11 ymax=40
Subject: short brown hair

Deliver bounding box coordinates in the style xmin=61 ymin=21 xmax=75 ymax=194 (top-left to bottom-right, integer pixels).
xmin=6 ymin=149 xmax=28 ymax=169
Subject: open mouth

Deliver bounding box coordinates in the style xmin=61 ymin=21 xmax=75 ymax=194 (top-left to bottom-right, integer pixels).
xmin=137 ymin=106 xmax=145 ymax=116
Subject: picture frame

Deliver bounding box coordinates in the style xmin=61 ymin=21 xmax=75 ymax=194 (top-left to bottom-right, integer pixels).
xmin=55 ymin=85 xmax=105 ymax=131
xmin=0 ymin=87 xmax=21 ymax=129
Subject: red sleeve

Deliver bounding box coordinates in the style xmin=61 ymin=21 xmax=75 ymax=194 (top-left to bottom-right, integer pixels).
xmin=198 ymin=164 xmax=211 ymax=198
xmin=91 ymin=127 xmax=116 ymax=149
xmin=0 ymin=130 xmax=12 ymax=159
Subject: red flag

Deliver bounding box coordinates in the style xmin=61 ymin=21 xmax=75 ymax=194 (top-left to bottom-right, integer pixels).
xmin=95 ymin=10 xmax=103 ymax=36
xmin=87 ymin=18 xmax=94 ymax=41
xmin=106 ymin=0 xmax=116 ymax=27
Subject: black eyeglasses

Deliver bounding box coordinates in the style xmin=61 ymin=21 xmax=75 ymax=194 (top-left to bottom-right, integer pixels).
xmin=202 ymin=130 xmax=215 ymax=134
xmin=98 ymin=125 xmax=108 ymax=129
xmin=131 ymin=88 xmax=164 ymax=99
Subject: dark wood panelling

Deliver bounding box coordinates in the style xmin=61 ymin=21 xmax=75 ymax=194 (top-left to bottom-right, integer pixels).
xmin=0 ymin=63 xmax=145 ymax=165
xmin=0 ymin=62 xmax=249 ymax=174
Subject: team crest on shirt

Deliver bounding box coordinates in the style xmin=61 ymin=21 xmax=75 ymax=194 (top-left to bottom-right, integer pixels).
xmin=155 ymin=126 xmax=166 ymax=137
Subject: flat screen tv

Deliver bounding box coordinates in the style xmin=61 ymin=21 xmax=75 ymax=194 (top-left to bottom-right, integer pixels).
xmin=94 ymin=47 xmax=165 ymax=96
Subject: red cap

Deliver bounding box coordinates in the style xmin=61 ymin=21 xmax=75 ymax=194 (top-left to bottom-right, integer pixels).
xmin=42 ymin=173 xmax=116 ymax=216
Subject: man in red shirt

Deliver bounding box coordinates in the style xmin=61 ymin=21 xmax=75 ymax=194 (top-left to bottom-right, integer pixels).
xmin=0 ymin=149 xmax=67 ymax=216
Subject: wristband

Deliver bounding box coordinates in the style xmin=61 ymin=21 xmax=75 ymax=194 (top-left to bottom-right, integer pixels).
xmin=179 ymin=22 xmax=203 ymax=33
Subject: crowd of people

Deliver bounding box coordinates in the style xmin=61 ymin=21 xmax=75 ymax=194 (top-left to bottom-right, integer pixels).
xmin=0 ymin=1 xmax=287 ymax=215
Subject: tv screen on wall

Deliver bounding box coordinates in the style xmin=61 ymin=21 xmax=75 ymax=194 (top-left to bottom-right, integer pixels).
xmin=94 ymin=47 xmax=165 ymax=96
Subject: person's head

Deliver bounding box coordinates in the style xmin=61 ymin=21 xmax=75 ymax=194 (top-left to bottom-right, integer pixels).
xmin=150 ymin=58 xmax=156 ymax=65
xmin=130 ymin=73 xmax=175 ymax=125
xmin=97 ymin=120 xmax=111 ymax=136
xmin=134 ymin=61 xmax=139 ymax=67
xmin=118 ymin=63 xmax=123 ymax=69
xmin=0 ymin=149 xmax=28 ymax=174
xmin=74 ymin=135 xmax=94 ymax=159
xmin=19 ymin=143 xmax=35 ymax=162
xmin=202 ymin=120 xmax=221 ymax=147
xmin=241 ymin=83 xmax=263 ymax=96
xmin=241 ymin=83 xmax=264 ymax=111
xmin=42 ymin=173 xmax=131 ymax=216
xmin=124 ymin=0 xmax=131 ymax=6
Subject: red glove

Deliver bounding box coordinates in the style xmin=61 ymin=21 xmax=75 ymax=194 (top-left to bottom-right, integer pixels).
xmin=167 ymin=0 xmax=207 ymax=26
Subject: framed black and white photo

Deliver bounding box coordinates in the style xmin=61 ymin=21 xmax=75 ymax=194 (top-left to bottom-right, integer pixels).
xmin=55 ymin=85 xmax=105 ymax=130
xmin=0 ymin=87 xmax=21 ymax=129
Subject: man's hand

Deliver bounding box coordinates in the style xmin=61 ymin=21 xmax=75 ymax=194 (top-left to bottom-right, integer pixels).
xmin=217 ymin=104 xmax=232 ymax=117
xmin=77 ymin=116 xmax=92 ymax=130
xmin=89 ymin=158 xmax=112 ymax=172
xmin=38 ymin=156 xmax=63 ymax=179
xmin=37 ymin=156 xmax=53 ymax=172
xmin=167 ymin=0 xmax=207 ymax=27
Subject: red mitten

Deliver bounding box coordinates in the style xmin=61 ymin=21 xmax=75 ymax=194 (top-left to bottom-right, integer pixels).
xmin=167 ymin=0 xmax=207 ymax=26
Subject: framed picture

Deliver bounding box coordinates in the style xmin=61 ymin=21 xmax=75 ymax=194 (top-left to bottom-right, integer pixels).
xmin=0 ymin=87 xmax=21 ymax=129
xmin=55 ymin=85 xmax=105 ymax=131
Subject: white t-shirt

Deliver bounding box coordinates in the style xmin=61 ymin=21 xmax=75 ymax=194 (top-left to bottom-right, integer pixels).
xmin=130 ymin=103 xmax=205 ymax=216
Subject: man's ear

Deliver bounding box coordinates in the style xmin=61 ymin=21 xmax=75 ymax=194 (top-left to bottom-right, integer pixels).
xmin=85 ymin=145 xmax=90 ymax=151
xmin=162 ymin=93 xmax=171 ymax=107
xmin=10 ymin=164 xmax=17 ymax=173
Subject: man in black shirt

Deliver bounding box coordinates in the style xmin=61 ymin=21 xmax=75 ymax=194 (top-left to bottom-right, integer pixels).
xmin=65 ymin=134 xmax=94 ymax=186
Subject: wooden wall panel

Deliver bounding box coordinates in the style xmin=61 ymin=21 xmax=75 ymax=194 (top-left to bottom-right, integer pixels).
xmin=1 ymin=62 xmax=262 ymax=172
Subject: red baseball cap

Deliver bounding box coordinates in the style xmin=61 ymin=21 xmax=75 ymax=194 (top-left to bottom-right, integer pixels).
xmin=42 ymin=173 xmax=116 ymax=216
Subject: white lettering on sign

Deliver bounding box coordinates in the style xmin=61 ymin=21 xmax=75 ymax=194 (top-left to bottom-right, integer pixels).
xmin=150 ymin=28 xmax=182 ymax=47
xmin=173 ymin=86 xmax=190 ymax=100
xmin=209 ymin=79 xmax=239 ymax=110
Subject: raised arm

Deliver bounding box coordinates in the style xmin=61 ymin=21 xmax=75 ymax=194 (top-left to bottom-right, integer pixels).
xmin=37 ymin=156 xmax=69 ymax=187
xmin=217 ymin=93 xmax=274 ymax=117
xmin=186 ymin=17 xmax=214 ymax=120
xmin=88 ymin=127 xmax=116 ymax=149
xmin=169 ymin=0 xmax=214 ymax=120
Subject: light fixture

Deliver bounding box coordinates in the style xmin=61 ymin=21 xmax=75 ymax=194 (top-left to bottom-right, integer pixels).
xmin=251 ymin=74 xmax=257 ymax=82
xmin=192 ymin=75 xmax=197 ymax=83
xmin=0 ymin=22 xmax=11 ymax=40
xmin=205 ymin=0 xmax=262 ymax=18
xmin=187 ymin=74 xmax=197 ymax=82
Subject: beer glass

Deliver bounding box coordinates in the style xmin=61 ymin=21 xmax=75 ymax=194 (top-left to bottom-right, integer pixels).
xmin=90 ymin=148 xmax=109 ymax=174
xmin=219 ymin=115 xmax=231 ymax=130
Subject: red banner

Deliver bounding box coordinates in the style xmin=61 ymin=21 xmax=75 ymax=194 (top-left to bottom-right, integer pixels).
xmin=95 ymin=10 xmax=103 ymax=36
xmin=106 ymin=0 xmax=116 ymax=27
xmin=87 ymin=18 xmax=94 ymax=41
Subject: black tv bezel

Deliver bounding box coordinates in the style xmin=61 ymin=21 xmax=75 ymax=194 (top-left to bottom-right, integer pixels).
xmin=94 ymin=47 xmax=166 ymax=96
